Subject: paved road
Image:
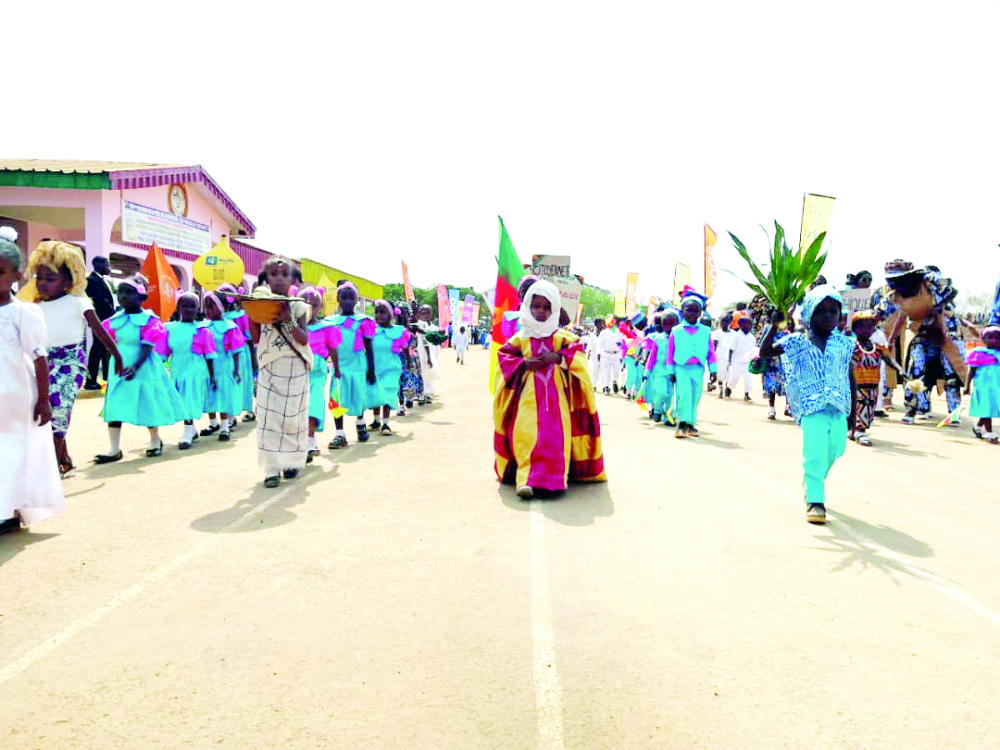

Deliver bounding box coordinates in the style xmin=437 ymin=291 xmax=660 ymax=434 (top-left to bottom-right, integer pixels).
xmin=2 ymin=347 xmax=998 ymax=749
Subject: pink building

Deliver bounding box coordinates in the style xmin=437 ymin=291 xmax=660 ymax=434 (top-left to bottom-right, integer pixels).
xmin=0 ymin=159 xmax=270 ymax=290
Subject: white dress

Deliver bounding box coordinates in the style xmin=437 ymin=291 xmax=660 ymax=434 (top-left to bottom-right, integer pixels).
xmin=0 ymin=300 xmax=65 ymax=525
xmin=415 ymin=322 xmax=440 ymax=395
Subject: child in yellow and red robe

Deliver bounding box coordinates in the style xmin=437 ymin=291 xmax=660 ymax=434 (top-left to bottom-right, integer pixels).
xmin=492 ymin=280 xmax=606 ymax=498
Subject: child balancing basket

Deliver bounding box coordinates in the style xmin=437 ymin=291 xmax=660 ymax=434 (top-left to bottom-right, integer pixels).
xmin=238 ymin=293 xmax=306 ymax=325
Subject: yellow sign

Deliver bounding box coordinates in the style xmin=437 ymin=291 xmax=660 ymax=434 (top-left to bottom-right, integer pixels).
xmin=614 ymin=290 xmax=626 ymax=317
xmin=625 ymin=273 xmax=639 ymax=316
xmin=799 ymin=193 xmax=835 ymax=251
xmin=193 ymin=236 xmax=246 ymax=291
xmin=672 ymin=263 xmax=692 ymax=306
xmin=318 ymin=273 xmax=338 ymax=315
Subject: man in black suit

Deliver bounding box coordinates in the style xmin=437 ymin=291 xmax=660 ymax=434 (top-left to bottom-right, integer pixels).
xmin=84 ymin=256 xmax=117 ymax=390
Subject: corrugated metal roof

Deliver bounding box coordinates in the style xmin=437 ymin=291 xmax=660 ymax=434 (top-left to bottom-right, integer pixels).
xmin=0 ymin=159 xmax=192 ymax=174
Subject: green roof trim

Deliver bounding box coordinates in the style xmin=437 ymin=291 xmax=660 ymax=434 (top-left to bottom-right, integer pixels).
xmin=0 ymin=170 xmax=112 ymax=189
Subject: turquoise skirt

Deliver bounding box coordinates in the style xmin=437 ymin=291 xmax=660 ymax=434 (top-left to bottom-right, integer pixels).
xmin=104 ymin=352 xmax=186 ymax=427
xmin=236 ymin=342 xmax=255 ymax=413
xmin=171 ymin=359 xmax=210 ymax=421
xmin=970 ymin=367 xmax=1000 ymax=418
xmin=309 ymin=356 xmax=329 ymax=431
xmin=333 ymin=366 xmax=379 ymax=417
xmin=206 ymin=351 xmax=242 ymax=416
xmin=373 ymin=365 xmax=402 ymax=407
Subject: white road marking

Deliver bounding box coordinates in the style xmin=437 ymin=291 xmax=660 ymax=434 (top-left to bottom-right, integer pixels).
xmin=0 ymin=483 xmax=300 ymax=687
xmin=530 ymin=501 xmax=565 ymax=750
xmin=711 ymin=447 xmax=1000 ymax=628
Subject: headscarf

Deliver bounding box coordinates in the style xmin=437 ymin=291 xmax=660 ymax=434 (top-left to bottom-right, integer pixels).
xmin=730 ymin=309 xmax=750 ymax=329
xmin=800 ymin=284 xmax=843 ymax=326
xmin=25 ymin=241 xmax=88 ymax=298
xmin=118 ymin=273 xmax=149 ymax=296
xmin=519 ymin=280 xmax=561 ymax=339
xmin=216 ymin=282 xmax=238 ymax=305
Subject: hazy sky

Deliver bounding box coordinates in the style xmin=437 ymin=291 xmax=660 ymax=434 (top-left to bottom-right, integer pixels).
xmin=7 ymin=1 xmax=999 ymax=309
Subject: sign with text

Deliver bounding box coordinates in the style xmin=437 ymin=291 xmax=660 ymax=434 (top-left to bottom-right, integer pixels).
xmin=531 ymin=254 xmax=571 ymax=278
xmin=122 ymin=200 xmax=210 ymax=256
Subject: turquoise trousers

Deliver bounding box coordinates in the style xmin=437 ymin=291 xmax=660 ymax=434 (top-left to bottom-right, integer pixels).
xmin=674 ymin=364 xmax=706 ymax=426
xmin=800 ymin=406 xmax=848 ymax=505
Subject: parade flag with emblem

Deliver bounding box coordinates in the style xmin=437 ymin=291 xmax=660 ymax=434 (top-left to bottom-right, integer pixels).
xmin=704 ymin=223 xmax=718 ymax=304
xmin=490 ymin=216 xmax=525 ymax=393
xmin=141 ymin=242 xmax=180 ymax=322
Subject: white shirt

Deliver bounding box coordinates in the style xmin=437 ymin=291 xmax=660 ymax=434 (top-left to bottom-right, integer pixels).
xmin=452 ymin=330 xmax=469 ymax=351
xmin=597 ymin=328 xmax=621 ymax=355
xmin=871 ymin=329 xmax=888 ymax=347
xmin=37 ymin=294 xmax=93 ymax=348
xmin=728 ymin=330 xmax=757 ymax=364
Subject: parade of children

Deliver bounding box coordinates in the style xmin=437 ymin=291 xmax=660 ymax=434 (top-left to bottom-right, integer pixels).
xmin=4 ymin=219 xmax=1000 ymax=538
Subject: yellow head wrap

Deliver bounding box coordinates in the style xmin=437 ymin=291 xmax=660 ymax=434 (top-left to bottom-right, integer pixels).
xmin=23 ymin=241 xmax=88 ymax=301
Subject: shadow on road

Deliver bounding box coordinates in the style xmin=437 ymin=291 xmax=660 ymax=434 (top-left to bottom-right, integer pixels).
xmin=500 ymin=482 xmax=614 ymax=527
xmin=810 ymin=509 xmax=935 ymax=582
xmin=869 ymin=439 xmax=946 ymax=459
xmin=0 ymin=531 xmax=60 ymax=568
xmin=325 ymin=432 xmax=415 ymax=464
xmin=190 ymin=463 xmax=338 ymax=534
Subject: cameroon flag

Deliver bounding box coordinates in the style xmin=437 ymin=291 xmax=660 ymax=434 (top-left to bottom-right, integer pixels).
xmin=489 ymin=217 xmax=524 ymax=393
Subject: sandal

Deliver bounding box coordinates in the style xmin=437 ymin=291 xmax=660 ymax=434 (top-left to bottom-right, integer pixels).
xmin=59 ymin=463 xmax=76 ymax=479
xmin=264 ymin=475 xmax=280 ymax=488
xmin=94 ymin=451 xmax=123 ymax=464
xmin=329 ymin=435 xmax=348 ymax=450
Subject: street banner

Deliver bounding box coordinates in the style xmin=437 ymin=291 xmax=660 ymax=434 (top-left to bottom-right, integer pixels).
xmin=799 ymin=193 xmax=836 ymax=252
xmin=461 ymin=294 xmax=475 ymax=324
xmin=672 ymin=263 xmax=692 ymax=306
xmin=490 ymin=217 xmax=525 ymax=393
xmin=625 ymin=272 xmax=639 ymax=316
xmin=193 ymin=235 xmax=246 ymax=291
xmin=448 ymin=288 xmax=461 ymax=330
xmin=704 ymin=223 xmax=718 ymax=303
xmin=436 ymin=284 xmax=451 ymax=330
xmin=647 ymin=296 xmax=658 ymax=322
xmin=472 ymin=302 xmax=481 ymax=322
xmin=482 ymin=286 xmax=496 ymax=314
xmin=614 ymin=290 xmax=626 ymax=317
xmin=122 ymin=199 xmax=210 ymax=256
xmin=575 ymin=302 xmax=584 ymax=326
xmin=401 ymin=260 xmax=414 ymax=302
xmin=141 ymin=242 xmax=180 ymax=322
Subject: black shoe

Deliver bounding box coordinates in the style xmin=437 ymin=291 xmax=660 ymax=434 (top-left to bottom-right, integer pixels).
xmin=145 ymin=441 xmax=163 ymax=457
xmin=242 ymin=412 xmax=256 ymax=423
xmin=603 ymin=387 xmax=610 ymax=394
xmin=652 ymin=412 xmax=662 ymax=423
xmin=0 ymin=516 xmax=21 ymax=534
xmin=381 ymin=424 xmax=393 ymax=436
xmin=83 ymin=381 xmax=102 ymax=391
xmin=874 ymin=410 xmax=887 ymax=418
xmin=405 ymin=400 xmax=414 ymax=408
xmin=94 ymin=450 xmax=123 ymax=464
xmin=357 ymin=425 xmax=370 ymax=442
xmin=369 ymin=420 xmax=381 ymax=430
xmin=179 ymin=441 xmax=192 ymax=450
xmin=200 ymin=424 xmax=220 ymax=437
xmin=613 ymin=383 xmax=619 ymax=393
xmin=218 ymin=432 xmax=231 ymax=442
xmin=283 ymin=468 xmax=299 ymax=480
xmin=329 ymin=435 xmax=348 ymax=449
xmin=264 ymin=475 xmax=280 ymax=488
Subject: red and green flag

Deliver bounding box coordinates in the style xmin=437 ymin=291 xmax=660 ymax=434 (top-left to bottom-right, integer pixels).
xmin=489 ymin=216 xmax=525 ymax=392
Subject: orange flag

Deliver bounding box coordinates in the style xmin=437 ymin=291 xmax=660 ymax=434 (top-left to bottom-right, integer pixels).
xmin=704 ymin=223 xmax=718 ymax=303
xmin=141 ymin=242 xmax=180 ymax=321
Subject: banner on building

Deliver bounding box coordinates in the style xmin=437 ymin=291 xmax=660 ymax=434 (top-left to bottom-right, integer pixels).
xmin=625 ymin=272 xmax=639 ymax=316
xmin=614 ymin=290 xmax=626 ymax=317
xmin=799 ymin=193 xmax=836 ymax=252
xmin=122 ymin=200 xmax=210 ymax=256
xmin=704 ymin=223 xmax=718 ymax=303
xmin=436 ymin=284 xmax=451 ymax=330
xmin=401 ymin=260 xmax=414 ymax=302
xmin=672 ymin=263 xmax=692 ymax=306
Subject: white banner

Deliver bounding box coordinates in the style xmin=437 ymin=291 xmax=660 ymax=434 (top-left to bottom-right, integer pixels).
xmin=121 ymin=200 xmax=211 ymax=256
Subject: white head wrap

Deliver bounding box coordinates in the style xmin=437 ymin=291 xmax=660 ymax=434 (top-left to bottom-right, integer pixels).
xmin=519 ymin=280 xmax=561 ymax=339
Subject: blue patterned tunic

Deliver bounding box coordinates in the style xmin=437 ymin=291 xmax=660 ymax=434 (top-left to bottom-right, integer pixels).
xmin=781 ymin=331 xmax=854 ymax=422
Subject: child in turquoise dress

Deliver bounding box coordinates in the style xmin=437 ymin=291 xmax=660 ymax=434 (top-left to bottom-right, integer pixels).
xmin=201 ymin=292 xmax=244 ymax=442
xmin=760 ymin=285 xmax=856 ymax=524
xmin=95 ymin=274 xmax=186 ymax=463
xmin=966 ymin=325 xmax=1000 ymax=443
xmin=644 ymin=309 xmax=679 ymax=424
xmin=328 ymin=282 xmax=377 ymax=449
xmin=302 ymin=287 xmax=341 ymax=459
xmin=165 ymin=292 xmax=217 ymax=449
xmin=218 ymin=283 xmax=256 ymax=425
xmin=371 ymin=299 xmax=411 ymax=436
xmin=666 ymin=293 xmax=717 ymax=438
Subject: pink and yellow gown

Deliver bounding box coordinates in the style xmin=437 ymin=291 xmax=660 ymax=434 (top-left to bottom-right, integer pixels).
xmin=493 ymin=329 xmax=607 ymax=490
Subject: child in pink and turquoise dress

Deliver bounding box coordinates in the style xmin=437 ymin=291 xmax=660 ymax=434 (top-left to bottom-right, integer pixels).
xmin=218 ymin=283 xmax=256 ymax=425
xmin=165 ymin=292 xmax=218 ymax=449
xmin=644 ymin=309 xmax=679 ymax=424
xmin=96 ymin=274 xmax=186 ymax=463
xmin=966 ymin=325 xmax=1000 ymax=443
xmin=302 ymin=287 xmax=341 ymax=459
xmin=371 ymin=299 xmax=411 ymax=436
xmin=328 ymin=282 xmax=377 ymax=449
xmin=201 ymin=292 xmax=244 ymax=442
xmin=666 ymin=292 xmax=717 ymax=438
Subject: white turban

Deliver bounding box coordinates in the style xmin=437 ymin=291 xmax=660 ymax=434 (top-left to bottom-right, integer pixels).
xmin=519 ymin=280 xmax=561 ymax=339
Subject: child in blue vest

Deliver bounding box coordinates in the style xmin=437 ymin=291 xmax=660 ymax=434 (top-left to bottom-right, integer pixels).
xmin=666 ymin=292 xmax=717 ymax=438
